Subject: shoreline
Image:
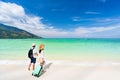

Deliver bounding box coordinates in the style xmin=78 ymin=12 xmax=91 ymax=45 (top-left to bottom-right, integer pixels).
xmin=0 ymin=59 xmax=120 ymax=67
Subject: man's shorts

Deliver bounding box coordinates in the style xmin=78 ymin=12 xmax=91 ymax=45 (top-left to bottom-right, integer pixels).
xmin=30 ymin=57 xmax=36 ymax=64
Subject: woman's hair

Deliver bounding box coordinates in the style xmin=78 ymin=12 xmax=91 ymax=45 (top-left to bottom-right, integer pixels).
xmin=39 ymin=49 xmax=42 ymax=53
xmin=39 ymin=44 xmax=45 ymax=53
xmin=39 ymin=44 xmax=45 ymax=50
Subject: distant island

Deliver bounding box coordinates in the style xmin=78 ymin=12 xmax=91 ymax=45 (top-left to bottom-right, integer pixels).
xmin=0 ymin=23 xmax=41 ymax=39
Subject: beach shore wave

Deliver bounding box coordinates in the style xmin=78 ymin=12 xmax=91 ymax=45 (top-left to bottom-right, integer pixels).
xmin=0 ymin=60 xmax=120 ymax=67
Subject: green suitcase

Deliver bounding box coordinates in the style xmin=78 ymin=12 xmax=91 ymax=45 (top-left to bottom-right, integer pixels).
xmin=32 ymin=65 xmax=43 ymax=77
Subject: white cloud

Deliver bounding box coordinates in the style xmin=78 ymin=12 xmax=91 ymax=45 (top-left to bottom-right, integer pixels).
xmin=72 ymin=17 xmax=81 ymax=21
xmin=40 ymin=24 xmax=120 ymax=38
xmin=94 ymin=18 xmax=120 ymax=23
xmin=0 ymin=1 xmax=45 ymax=32
xmin=75 ymin=26 xmax=118 ymax=34
xmin=85 ymin=11 xmax=100 ymax=14
xmin=0 ymin=1 xmax=120 ymax=38
xmin=74 ymin=24 xmax=120 ymax=38
xmin=71 ymin=17 xmax=120 ymax=26
xmin=0 ymin=1 xmax=25 ymax=17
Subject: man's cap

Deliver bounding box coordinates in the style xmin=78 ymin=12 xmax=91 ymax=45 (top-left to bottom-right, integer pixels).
xmin=32 ymin=43 xmax=36 ymax=47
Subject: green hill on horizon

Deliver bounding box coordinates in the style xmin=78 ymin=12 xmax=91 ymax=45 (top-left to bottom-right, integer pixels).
xmin=0 ymin=23 xmax=41 ymax=39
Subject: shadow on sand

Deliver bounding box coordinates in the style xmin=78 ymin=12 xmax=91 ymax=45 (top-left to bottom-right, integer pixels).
xmin=39 ymin=62 xmax=53 ymax=77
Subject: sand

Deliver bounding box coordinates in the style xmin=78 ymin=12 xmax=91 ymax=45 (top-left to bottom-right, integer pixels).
xmin=0 ymin=60 xmax=120 ymax=80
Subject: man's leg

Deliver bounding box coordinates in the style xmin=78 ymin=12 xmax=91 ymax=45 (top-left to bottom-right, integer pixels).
xmin=33 ymin=63 xmax=35 ymax=70
xmin=28 ymin=63 xmax=31 ymax=71
xmin=32 ymin=58 xmax=36 ymax=70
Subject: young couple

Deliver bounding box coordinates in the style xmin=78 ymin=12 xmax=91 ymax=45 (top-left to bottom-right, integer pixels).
xmin=28 ymin=43 xmax=45 ymax=71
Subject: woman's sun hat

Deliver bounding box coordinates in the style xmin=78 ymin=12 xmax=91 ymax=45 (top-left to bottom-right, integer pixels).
xmin=40 ymin=44 xmax=45 ymax=49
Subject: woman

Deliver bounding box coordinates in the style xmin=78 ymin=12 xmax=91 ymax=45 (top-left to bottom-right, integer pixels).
xmin=39 ymin=44 xmax=46 ymax=69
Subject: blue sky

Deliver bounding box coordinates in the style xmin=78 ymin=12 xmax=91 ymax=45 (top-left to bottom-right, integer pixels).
xmin=0 ymin=0 xmax=120 ymax=38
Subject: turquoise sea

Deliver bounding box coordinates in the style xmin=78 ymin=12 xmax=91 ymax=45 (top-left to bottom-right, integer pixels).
xmin=0 ymin=38 xmax=120 ymax=61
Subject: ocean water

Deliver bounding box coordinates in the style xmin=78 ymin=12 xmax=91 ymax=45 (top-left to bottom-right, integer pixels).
xmin=0 ymin=38 xmax=120 ymax=61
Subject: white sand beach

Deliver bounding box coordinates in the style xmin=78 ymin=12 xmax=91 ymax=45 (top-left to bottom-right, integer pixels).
xmin=0 ymin=60 xmax=120 ymax=80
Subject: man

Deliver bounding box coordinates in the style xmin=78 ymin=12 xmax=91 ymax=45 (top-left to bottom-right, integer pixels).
xmin=28 ymin=43 xmax=38 ymax=71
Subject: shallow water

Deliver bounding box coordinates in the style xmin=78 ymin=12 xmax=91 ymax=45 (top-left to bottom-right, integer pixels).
xmin=0 ymin=38 xmax=120 ymax=60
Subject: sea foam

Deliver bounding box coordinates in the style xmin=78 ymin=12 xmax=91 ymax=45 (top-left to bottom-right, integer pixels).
xmin=0 ymin=60 xmax=120 ymax=67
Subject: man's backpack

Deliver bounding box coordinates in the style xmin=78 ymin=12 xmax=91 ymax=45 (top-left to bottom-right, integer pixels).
xmin=28 ymin=49 xmax=33 ymax=58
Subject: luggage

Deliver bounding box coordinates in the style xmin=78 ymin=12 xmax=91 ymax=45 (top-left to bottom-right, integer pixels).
xmin=32 ymin=65 xmax=43 ymax=77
